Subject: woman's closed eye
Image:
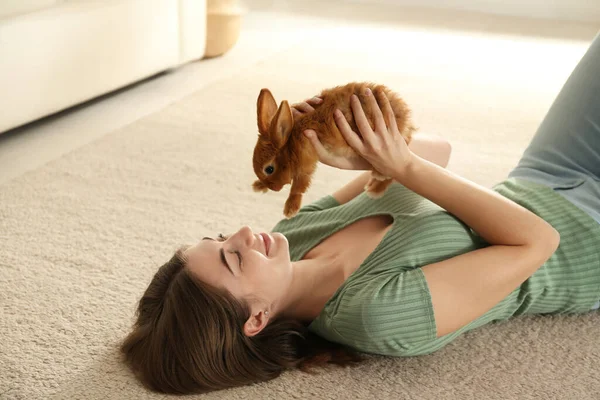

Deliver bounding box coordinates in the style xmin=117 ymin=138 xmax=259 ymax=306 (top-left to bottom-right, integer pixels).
xmin=231 ymin=250 xmax=242 ymax=269
xmin=217 ymin=233 xmax=242 ymax=270
xmin=201 ymin=234 xmax=242 ymax=274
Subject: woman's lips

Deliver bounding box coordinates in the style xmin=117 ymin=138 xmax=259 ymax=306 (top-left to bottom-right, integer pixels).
xmin=260 ymin=233 xmax=271 ymax=256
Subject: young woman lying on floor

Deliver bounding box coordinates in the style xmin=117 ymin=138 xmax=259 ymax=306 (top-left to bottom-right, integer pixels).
xmin=121 ymin=33 xmax=600 ymax=394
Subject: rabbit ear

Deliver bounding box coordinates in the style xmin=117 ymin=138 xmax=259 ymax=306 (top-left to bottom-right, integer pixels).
xmin=257 ymin=89 xmax=278 ymax=134
xmin=271 ymin=100 xmax=294 ymax=149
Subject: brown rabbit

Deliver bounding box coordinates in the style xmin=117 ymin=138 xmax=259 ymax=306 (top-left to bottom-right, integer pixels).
xmin=252 ymin=82 xmax=416 ymax=218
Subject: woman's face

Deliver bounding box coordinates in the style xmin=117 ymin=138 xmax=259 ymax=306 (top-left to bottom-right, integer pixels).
xmin=184 ymin=226 xmax=293 ymax=314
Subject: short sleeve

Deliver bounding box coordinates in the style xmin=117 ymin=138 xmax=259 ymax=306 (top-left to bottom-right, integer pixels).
xmin=310 ymin=268 xmax=439 ymax=357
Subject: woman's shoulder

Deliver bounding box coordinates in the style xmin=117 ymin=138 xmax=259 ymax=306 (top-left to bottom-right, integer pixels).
xmin=309 ymin=268 xmax=443 ymax=357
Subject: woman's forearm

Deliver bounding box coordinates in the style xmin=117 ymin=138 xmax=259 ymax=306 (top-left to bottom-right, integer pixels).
xmin=393 ymin=155 xmax=559 ymax=248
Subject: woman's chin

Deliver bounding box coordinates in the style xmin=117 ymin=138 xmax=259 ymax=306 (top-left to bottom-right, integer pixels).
xmin=274 ymin=232 xmax=288 ymax=246
xmin=273 ymin=233 xmax=290 ymax=259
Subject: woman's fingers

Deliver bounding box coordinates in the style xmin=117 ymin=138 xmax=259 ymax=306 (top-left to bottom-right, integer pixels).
xmin=306 ymin=96 xmax=323 ymax=107
xmin=375 ymin=89 xmax=398 ymax=132
xmin=334 ymin=109 xmax=366 ymax=154
xmin=350 ymin=94 xmax=375 ymax=142
xmin=292 ymin=102 xmax=314 ymax=115
xmin=291 ymin=96 xmax=323 ymax=117
xmin=363 ymin=88 xmax=387 ymax=132
xmin=298 ymin=102 xmax=315 ymax=113
xmin=303 ymin=129 xmax=335 ymax=165
xmin=304 ymin=130 xmax=358 ymax=169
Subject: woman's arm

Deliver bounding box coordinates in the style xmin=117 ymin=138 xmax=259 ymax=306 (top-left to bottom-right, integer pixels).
xmin=332 ymin=133 xmax=452 ymax=204
xmin=397 ymin=155 xmax=559 ymax=336
xmin=314 ymin=88 xmax=560 ymax=337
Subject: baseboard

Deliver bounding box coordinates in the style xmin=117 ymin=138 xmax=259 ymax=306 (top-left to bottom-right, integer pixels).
xmin=342 ymin=0 xmax=600 ymax=23
xmin=244 ymin=0 xmax=600 ymax=23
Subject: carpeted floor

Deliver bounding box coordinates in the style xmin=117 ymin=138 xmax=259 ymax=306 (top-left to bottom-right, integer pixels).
xmin=1 ymin=10 xmax=599 ymax=400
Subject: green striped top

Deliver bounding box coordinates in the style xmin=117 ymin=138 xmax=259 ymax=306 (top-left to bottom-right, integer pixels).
xmin=272 ymin=178 xmax=600 ymax=357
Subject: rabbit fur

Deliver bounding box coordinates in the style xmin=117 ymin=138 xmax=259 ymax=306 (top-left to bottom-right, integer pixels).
xmin=252 ymin=82 xmax=416 ymax=218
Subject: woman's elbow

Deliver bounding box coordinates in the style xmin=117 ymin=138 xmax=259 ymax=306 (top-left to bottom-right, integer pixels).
xmin=439 ymin=139 xmax=452 ymax=168
xmin=408 ymin=133 xmax=452 ymax=168
xmin=546 ymin=227 xmax=561 ymax=254
xmin=429 ymin=135 xmax=452 ymax=168
xmin=532 ymin=226 xmax=560 ymax=263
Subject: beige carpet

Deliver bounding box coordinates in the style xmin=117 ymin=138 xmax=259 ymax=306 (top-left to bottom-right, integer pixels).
xmin=1 ymin=12 xmax=599 ymax=400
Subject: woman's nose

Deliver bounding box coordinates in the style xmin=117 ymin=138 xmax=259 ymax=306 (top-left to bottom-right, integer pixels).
xmin=233 ymin=226 xmax=254 ymax=246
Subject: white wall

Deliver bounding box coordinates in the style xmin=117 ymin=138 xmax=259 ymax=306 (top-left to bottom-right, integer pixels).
xmin=344 ymin=0 xmax=600 ymax=23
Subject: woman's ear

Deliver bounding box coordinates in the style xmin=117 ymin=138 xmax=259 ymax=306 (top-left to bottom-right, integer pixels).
xmin=271 ymin=100 xmax=294 ymax=149
xmin=257 ymin=89 xmax=278 ymax=134
xmin=243 ymin=310 xmax=270 ymax=337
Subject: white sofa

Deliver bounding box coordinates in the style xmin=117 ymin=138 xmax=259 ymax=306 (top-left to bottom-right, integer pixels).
xmin=0 ymin=0 xmax=207 ymax=133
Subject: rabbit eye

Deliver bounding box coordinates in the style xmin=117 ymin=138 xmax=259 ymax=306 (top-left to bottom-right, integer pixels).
xmin=265 ymin=165 xmax=275 ymax=175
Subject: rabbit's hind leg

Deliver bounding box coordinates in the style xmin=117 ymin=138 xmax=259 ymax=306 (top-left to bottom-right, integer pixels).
xmin=365 ymin=172 xmax=393 ymax=198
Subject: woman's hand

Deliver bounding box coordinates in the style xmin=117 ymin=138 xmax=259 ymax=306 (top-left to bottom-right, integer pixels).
xmin=304 ymin=88 xmax=413 ymax=178
xmin=291 ymin=96 xmax=323 ymax=118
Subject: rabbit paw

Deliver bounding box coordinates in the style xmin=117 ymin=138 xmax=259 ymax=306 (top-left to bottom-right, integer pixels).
xmin=370 ymin=170 xmax=390 ymax=181
xmin=284 ymin=195 xmax=302 ymax=218
xmin=253 ymin=180 xmax=269 ymax=193
xmin=365 ymin=177 xmax=393 ymax=198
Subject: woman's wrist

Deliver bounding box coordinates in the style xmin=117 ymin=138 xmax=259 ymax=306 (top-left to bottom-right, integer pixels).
xmin=390 ymin=150 xmax=419 ymax=183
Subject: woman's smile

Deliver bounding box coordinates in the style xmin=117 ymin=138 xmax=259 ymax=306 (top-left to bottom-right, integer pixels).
xmin=260 ymin=233 xmax=272 ymax=256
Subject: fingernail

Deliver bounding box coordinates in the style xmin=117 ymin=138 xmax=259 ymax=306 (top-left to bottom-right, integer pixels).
xmin=351 ymin=95 xmax=358 ymax=101
xmin=365 ymin=88 xmax=372 ymax=96
xmin=304 ymin=130 xmax=313 ymax=138
xmin=334 ymin=109 xmax=342 ymax=117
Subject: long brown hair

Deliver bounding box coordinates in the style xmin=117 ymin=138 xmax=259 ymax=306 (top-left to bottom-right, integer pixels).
xmin=120 ymin=249 xmax=361 ymax=394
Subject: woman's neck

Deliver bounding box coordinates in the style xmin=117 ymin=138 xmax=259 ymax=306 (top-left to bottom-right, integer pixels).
xmin=277 ymin=253 xmax=346 ymax=323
